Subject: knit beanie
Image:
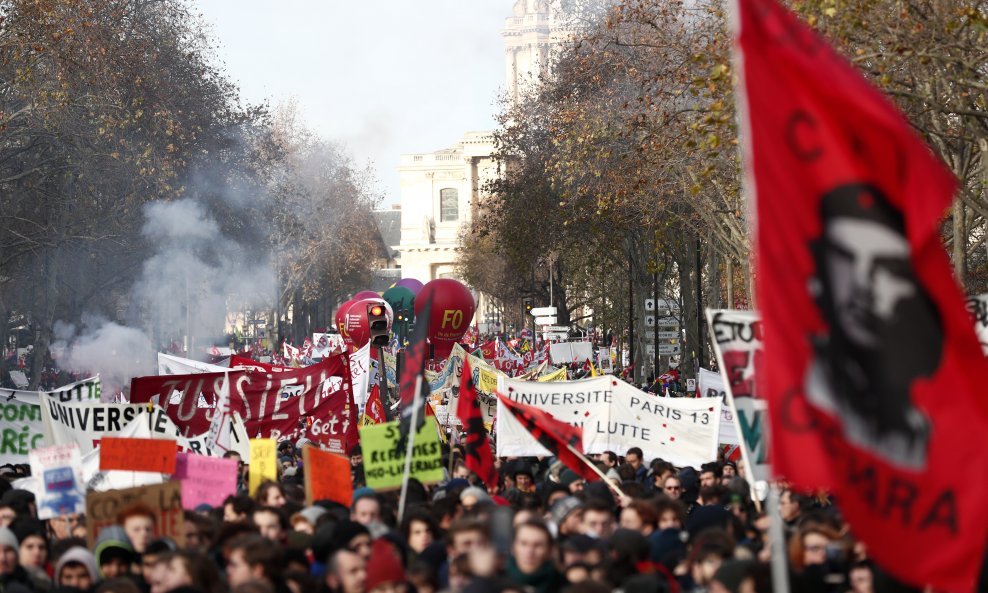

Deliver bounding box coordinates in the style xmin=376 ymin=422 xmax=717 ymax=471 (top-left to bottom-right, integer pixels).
xmin=56 ymin=546 xmax=101 ymax=585
xmin=549 ymin=496 xmax=584 ymax=526
xmin=364 ymin=538 xmax=405 ymax=591
xmin=0 ymin=527 xmax=17 ymax=551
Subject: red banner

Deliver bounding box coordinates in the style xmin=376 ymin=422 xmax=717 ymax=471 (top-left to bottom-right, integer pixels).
xmin=738 ymin=0 xmax=988 ymax=589
xmin=129 ymin=355 xmax=357 ymax=454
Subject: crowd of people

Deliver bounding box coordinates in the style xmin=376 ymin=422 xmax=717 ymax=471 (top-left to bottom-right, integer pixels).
xmin=0 ymin=442 xmax=912 ymax=593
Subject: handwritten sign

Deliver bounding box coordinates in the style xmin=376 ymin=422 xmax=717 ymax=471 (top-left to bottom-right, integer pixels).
xmin=86 ymin=481 xmax=184 ymax=548
xmin=302 ymin=446 xmax=352 ymax=506
xmin=359 ymin=416 xmax=443 ymax=490
xmin=174 ymin=453 xmax=237 ymax=510
xmin=248 ymin=439 xmax=277 ymax=495
xmin=99 ymin=437 xmax=177 ymax=474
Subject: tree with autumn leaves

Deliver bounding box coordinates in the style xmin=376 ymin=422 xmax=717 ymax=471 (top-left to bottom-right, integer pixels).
xmin=463 ymin=0 xmax=988 ymax=382
xmin=0 ymin=0 xmax=380 ymax=386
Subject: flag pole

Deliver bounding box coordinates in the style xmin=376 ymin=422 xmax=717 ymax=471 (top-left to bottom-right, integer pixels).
xmin=563 ymin=441 xmax=628 ymax=502
xmin=397 ymin=374 xmax=422 ymax=524
xmin=765 ymin=483 xmax=791 ymax=593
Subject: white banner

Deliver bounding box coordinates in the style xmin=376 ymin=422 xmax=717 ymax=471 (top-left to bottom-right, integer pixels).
xmin=313 ymin=333 xmax=346 ymax=359
xmin=965 ymin=294 xmax=988 ymax=355
xmin=548 ymin=342 xmax=594 ymax=365
xmin=496 ymin=375 xmax=721 ymax=467
xmin=698 ymin=368 xmax=738 ymax=446
xmin=706 ymin=309 xmax=770 ymax=483
xmin=39 ymin=392 xmax=248 ymax=459
xmin=157 ymin=353 xmax=229 ymax=375
xmin=0 ymin=377 xmax=101 ymax=464
xmin=349 ymin=343 xmax=377 ymax=412
xmin=583 ymin=385 xmax=721 ymax=468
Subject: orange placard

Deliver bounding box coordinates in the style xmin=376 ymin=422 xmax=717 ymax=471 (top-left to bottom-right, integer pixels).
xmin=99 ymin=437 xmax=177 ymax=474
xmin=303 ymin=446 xmax=353 ymax=507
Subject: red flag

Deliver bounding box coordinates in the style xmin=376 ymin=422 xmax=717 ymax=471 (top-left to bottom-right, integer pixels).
xmin=396 ymin=295 xmax=432 ymax=451
xmin=456 ymin=359 xmax=497 ymax=489
xmin=495 ymin=391 xmax=599 ymax=484
xmin=737 ymin=0 xmax=988 ymax=589
xmin=364 ymin=384 xmax=387 ymax=425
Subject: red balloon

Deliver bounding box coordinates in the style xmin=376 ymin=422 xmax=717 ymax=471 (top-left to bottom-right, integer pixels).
xmin=338 ymin=298 xmax=393 ymax=350
xmin=335 ymin=300 xmax=358 ymax=348
xmin=414 ymin=279 xmax=476 ymax=358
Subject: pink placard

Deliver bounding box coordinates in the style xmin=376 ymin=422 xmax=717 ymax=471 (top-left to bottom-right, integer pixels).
xmin=179 ymin=454 xmax=237 ymax=510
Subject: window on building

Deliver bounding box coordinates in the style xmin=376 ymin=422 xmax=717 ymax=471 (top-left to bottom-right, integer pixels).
xmin=440 ymin=188 xmax=458 ymax=222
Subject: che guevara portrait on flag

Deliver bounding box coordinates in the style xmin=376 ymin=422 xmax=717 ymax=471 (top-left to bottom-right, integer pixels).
xmin=804 ymin=183 xmax=943 ymax=469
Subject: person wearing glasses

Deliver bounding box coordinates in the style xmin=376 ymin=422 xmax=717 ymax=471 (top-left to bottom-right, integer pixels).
xmin=662 ymin=476 xmax=683 ymax=500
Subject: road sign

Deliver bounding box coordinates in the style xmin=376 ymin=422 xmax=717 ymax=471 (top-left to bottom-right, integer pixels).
xmin=658 ymin=344 xmax=681 ymax=355
xmin=657 ymin=316 xmax=680 ymax=328
xmin=545 ymin=325 xmax=569 ymax=332
xmin=534 ymin=316 xmax=557 ymax=326
xmin=530 ymin=306 xmax=557 ymax=317
xmin=645 ymin=298 xmax=680 ymax=313
xmin=645 ymin=315 xmax=655 ymax=327
xmin=541 ymin=331 xmax=568 ymax=341
xmin=643 ymin=333 xmax=680 ymax=343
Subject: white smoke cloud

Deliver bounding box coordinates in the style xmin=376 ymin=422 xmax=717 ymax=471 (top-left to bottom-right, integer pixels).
xmin=133 ymin=198 xmax=274 ymax=355
xmin=52 ymin=317 xmax=155 ymax=398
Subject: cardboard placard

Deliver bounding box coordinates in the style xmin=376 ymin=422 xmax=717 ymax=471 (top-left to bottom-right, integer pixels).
xmin=174 ymin=453 xmax=237 ymax=510
xmin=248 ymin=439 xmax=277 ymax=495
xmin=99 ymin=437 xmax=177 ymax=473
xmin=359 ymin=416 xmax=443 ymax=490
xmin=86 ymin=481 xmax=184 ymax=548
xmin=302 ymin=446 xmax=353 ymax=507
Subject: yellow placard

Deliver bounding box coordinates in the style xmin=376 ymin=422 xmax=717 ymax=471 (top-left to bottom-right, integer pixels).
xmin=359 ymin=416 xmax=443 ymax=490
xmin=538 ymin=367 xmax=568 ymax=382
xmin=248 ymin=438 xmax=277 ymax=495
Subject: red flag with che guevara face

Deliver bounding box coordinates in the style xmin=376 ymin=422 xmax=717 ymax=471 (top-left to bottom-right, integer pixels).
xmin=456 ymin=359 xmax=497 ymax=489
xmin=736 ymin=0 xmax=988 ymax=589
xmin=495 ymin=392 xmax=599 ymax=484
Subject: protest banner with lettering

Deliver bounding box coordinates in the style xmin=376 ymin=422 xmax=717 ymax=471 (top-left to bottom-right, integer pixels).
xmin=302 ymin=446 xmax=352 ymax=507
xmin=706 ymin=309 xmax=769 ymax=482
xmin=349 ymin=343 xmax=376 ymax=411
xmin=698 ymin=369 xmax=738 ymax=447
xmin=496 ymin=376 xmax=614 ymax=457
xmin=359 ymin=416 xmax=443 ymax=490
xmin=130 ymin=355 xmax=356 ymax=454
xmin=248 ymin=439 xmax=277 ymax=495
xmin=157 ymin=353 xmax=228 ymax=375
xmin=99 ymin=437 xmax=177 ymax=474
xmin=965 ymin=294 xmax=988 ymax=355
xmin=86 ymin=481 xmax=184 ymax=548
xmin=29 ymin=445 xmax=85 ymax=519
xmin=0 ymin=377 xmax=101 ymax=464
xmin=582 ymin=385 xmax=721 ymax=468
xmin=173 ymin=453 xmax=237 ymax=510
xmin=429 ymin=343 xmax=502 ymax=424
xmin=39 ymin=394 xmax=244 ymax=459
xmin=497 ymin=375 xmax=721 ymax=466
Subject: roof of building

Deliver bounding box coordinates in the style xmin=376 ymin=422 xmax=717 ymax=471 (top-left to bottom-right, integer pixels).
xmin=373 ymin=209 xmax=401 ymax=260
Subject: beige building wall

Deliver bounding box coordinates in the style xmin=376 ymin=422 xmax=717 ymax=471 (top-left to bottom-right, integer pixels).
xmin=394 ymin=1 xmax=571 ymax=319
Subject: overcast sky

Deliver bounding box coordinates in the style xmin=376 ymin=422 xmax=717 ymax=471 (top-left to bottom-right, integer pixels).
xmin=197 ymin=1 xmax=513 ymax=206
